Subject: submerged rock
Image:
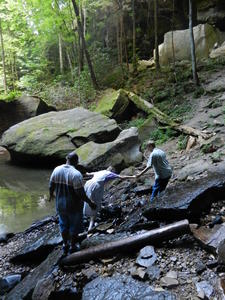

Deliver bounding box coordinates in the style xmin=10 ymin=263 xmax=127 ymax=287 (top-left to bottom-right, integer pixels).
xmin=82 ymin=274 xmax=176 ymax=300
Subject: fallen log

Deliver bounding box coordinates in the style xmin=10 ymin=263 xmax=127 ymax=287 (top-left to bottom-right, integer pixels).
xmin=60 ymin=219 xmax=190 ymax=266
xmin=127 ymin=91 xmax=213 ymax=140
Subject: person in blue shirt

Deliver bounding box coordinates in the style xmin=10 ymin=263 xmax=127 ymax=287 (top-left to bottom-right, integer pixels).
xmin=135 ymin=140 xmax=172 ymax=202
xmin=49 ymin=152 xmax=96 ymax=256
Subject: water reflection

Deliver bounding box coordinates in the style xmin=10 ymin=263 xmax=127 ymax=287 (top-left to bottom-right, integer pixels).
xmin=0 ymin=148 xmax=55 ymax=234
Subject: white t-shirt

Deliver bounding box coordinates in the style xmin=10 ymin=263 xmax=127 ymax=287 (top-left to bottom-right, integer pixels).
xmin=147 ymin=148 xmax=172 ymax=179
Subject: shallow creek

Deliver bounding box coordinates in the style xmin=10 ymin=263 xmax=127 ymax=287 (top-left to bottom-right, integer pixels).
xmin=0 ymin=149 xmax=54 ymax=234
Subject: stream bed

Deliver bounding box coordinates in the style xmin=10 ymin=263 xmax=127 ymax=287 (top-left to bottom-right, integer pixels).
xmin=0 ymin=148 xmax=54 ymax=234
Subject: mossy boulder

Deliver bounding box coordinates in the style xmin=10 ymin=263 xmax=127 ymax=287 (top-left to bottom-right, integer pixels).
xmin=0 ymin=95 xmax=56 ymax=136
xmin=0 ymin=107 xmax=120 ymax=166
xmin=76 ymin=127 xmax=142 ymax=171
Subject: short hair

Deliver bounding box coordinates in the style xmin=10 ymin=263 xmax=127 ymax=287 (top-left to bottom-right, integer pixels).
xmin=146 ymin=140 xmax=155 ymax=148
xmin=66 ymin=151 xmax=79 ymax=165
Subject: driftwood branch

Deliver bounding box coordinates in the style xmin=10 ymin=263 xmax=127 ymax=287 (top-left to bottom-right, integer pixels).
xmin=127 ymin=91 xmax=213 ymax=140
xmin=60 ymin=219 xmax=190 ymax=266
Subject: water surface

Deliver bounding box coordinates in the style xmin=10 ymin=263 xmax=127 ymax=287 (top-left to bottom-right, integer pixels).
xmin=0 ymin=149 xmax=55 ymax=234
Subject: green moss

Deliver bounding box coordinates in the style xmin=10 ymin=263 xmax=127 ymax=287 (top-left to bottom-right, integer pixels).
xmin=95 ymin=89 xmax=120 ymax=116
xmin=0 ymin=91 xmax=22 ymax=102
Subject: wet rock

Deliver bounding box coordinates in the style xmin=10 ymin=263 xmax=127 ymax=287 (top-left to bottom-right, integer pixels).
xmin=0 ymin=274 xmax=22 ymax=295
xmin=195 ymin=281 xmax=214 ymax=299
xmin=206 ymin=260 xmax=218 ymax=269
xmin=6 ymin=248 xmax=62 ymax=300
xmin=136 ymin=246 xmax=157 ymax=268
xmin=191 ymin=224 xmax=225 ymax=254
xmin=0 ymin=232 xmax=14 ymax=244
xmin=82 ymin=274 xmax=176 ymax=300
xmin=144 ymin=173 xmax=225 ymax=222
xmin=10 ymin=225 xmax=62 ymax=263
xmin=82 ymin=232 xmax=129 ymax=248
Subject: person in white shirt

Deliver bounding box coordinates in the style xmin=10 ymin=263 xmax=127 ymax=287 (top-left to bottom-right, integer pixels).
xmin=84 ymin=167 xmax=134 ymax=231
xmin=135 ymin=140 xmax=172 ymax=202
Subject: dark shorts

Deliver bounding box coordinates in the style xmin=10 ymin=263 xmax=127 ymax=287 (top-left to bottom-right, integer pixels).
xmin=58 ymin=211 xmax=83 ymax=236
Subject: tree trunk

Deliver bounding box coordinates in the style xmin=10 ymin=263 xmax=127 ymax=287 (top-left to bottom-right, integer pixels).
xmin=60 ymin=220 xmax=190 ymax=266
xmin=58 ymin=33 xmax=64 ymax=74
xmin=71 ymin=0 xmax=99 ymax=90
xmin=132 ymin=0 xmax=137 ymax=74
xmin=66 ymin=49 xmax=73 ymax=80
xmin=154 ymin=0 xmax=160 ymax=70
xmin=0 ymin=18 xmax=7 ymax=93
xmin=189 ymin=0 xmax=199 ymax=86
xmin=171 ymin=0 xmax=177 ymax=82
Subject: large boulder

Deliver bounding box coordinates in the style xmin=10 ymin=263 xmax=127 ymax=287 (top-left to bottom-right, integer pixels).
xmin=0 ymin=107 xmax=120 ymax=167
xmin=0 ymin=95 xmax=56 ymax=136
xmin=158 ymin=24 xmax=225 ymax=65
xmin=76 ymin=127 xmax=142 ymax=171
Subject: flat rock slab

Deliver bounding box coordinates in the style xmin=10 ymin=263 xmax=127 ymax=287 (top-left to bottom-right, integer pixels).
xmin=143 ymin=172 xmax=225 ymax=222
xmin=82 ymin=275 xmax=176 ymax=300
xmin=6 ymin=248 xmax=62 ymax=300
xmin=10 ymin=225 xmax=62 ymax=263
xmin=191 ymin=224 xmax=225 ymax=254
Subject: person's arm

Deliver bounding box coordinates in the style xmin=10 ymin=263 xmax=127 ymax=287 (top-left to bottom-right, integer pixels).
xmin=77 ymin=187 xmax=97 ymax=210
xmin=119 ymin=175 xmax=136 ymax=180
xmin=135 ymin=165 xmax=151 ymax=178
xmin=49 ymin=182 xmax=55 ymax=201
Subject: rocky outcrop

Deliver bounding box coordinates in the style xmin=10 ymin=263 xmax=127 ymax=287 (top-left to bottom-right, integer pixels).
xmin=144 ymin=172 xmax=225 ymax=222
xmin=0 ymin=95 xmax=56 ymax=136
xmin=0 ymin=107 xmax=120 ymax=167
xmin=76 ymin=127 xmax=142 ymax=171
xmin=158 ymin=24 xmax=225 ymax=65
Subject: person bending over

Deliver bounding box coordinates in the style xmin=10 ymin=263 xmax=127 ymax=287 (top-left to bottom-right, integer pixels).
xmin=84 ymin=167 xmax=134 ymax=231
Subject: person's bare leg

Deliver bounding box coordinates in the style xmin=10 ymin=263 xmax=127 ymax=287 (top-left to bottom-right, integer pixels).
xmin=88 ymin=216 xmax=95 ymax=232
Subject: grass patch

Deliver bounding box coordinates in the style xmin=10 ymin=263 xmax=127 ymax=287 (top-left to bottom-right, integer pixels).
xmin=149 ymin=127 xmax=177 ymax=145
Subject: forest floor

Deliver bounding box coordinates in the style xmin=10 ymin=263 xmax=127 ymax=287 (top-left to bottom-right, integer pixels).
xmin=1 ymin=59 xmax=225 ymax=299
